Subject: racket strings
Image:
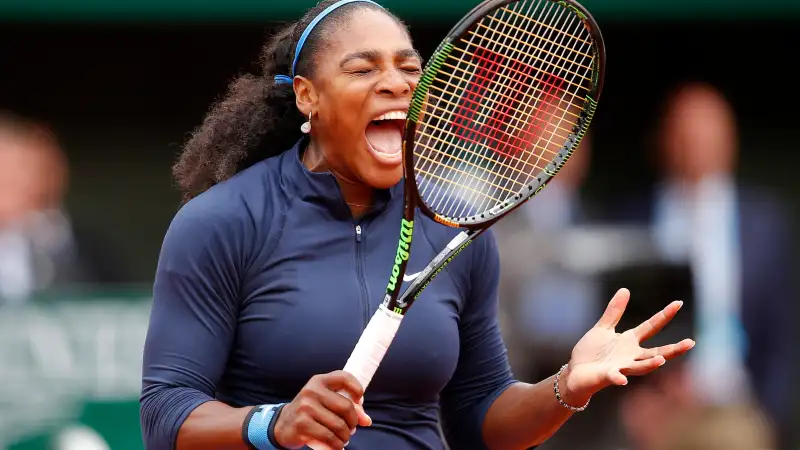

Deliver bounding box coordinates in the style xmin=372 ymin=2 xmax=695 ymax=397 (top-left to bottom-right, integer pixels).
xmin=415 ymin=114 xmax=562 ymax=177
xmin=446 ymin=46 xmax=591 ymax=97
xmin=414 ymin=133 xmax=553 ymax=188
xmin=430 ymin=43 xmax=585 ymax=167
xmin=499 ymin=6 xmax=592 ymax=45
xmin=418 ymin=21 xmax=576 ymax=216
xmin=482 ymin=15 xmax=592 ymax=60
xmin=460 ymin=34 xmax=592 ymax=86
xmin=414 ymin=167 xmax=503 ymax=202
xmin=455 ymin=1 xmax=589 ymax=200
xmin=419 ymin=57 xmax=566 ymax=209
xmin=415 ymin=154 xmax=520 ymax=195
xmin=500 ymin=3 xmax=590 ymax=195
xmin=436 ymin=48 xmax=589 ymax=117
xmin=426 ymin=71 xmax=578 ymax=136
xmin=414 ymin=0 xmax=595 ymax=220
xmin=455 ymin=37 xmax=591 ymax=89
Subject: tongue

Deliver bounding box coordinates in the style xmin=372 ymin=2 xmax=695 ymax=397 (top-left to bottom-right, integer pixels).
xmin=366 ymin=121 xmax=402 ymax=154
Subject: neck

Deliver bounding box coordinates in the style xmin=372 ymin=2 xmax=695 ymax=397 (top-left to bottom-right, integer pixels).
xmin=303 ymin=140 xmax=374 ymax=218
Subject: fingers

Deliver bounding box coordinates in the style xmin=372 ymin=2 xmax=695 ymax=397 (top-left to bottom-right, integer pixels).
xmin=317 ymin=391 xmax=359 ymax=435
xmin=638 ymin=339 xmax=696 ymax=361
xmin=632 ymin=301 xmax=684 ymax=342
xmin=323 ymin=371 xmax=372 ymax=425
xmin=621 ymin=356 xmax=666 ymax=377
xmin=322 ymin=371 xmax=365 ymax=402
xmin=290 ymin=395 xmax=352 ymax=449
xmin=277 ymin=372 xmax=372 ymax=450
xmin=595 ymin=288 xmax=630 ymax=329
xmin=310 ymin=402 xmax=356 ymax=446
xmin=297 ymin=419 xmax=348 ymax=450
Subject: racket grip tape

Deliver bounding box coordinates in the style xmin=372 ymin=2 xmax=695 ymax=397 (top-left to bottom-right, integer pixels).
xmin=342 ymin=305 xmax=404 ymax=393
xmin=307 ymin=306 xmax=403 ymax=450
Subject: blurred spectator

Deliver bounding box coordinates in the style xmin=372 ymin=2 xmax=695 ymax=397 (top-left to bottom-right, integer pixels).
xmin=617 ymin=360 xmax=699 ymax=450
xmin=618 ymin=359 xmax=775 ymax=450
xmin=611 ymin=82 xmax=793 ymax=440
xmin=0 ymin=111 xmax=126 ymax=304
xmin=655 ymin=404 xmax=775 ymax=450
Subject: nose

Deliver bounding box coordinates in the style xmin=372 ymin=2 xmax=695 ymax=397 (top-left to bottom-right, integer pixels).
xmin=376 ymin=69 xmax=411 ymax=97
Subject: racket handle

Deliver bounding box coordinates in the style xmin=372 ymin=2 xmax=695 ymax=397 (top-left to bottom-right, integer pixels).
xmin=342 ymin=305 xmax=404 ymax=392
xmin=307 ymin=306 xmax=403 ymax=450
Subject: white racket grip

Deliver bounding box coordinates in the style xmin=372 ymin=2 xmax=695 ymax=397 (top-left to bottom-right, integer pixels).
xmin=342 ymin=305 xmax=404 ymax=392
xmin=307 ymin=308 xmax=403 ymax=450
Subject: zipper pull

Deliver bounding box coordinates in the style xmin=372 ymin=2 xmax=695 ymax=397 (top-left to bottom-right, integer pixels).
xmin=355 ymin=225 xmax=362 ymax=243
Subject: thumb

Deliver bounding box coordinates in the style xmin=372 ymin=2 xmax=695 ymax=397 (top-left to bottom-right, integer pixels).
xmin=607 ymin=367 xmax=628 ymax=386
xmin=336 ymin=389 xmax=372 ymax=427
xmin=355 ymin=397 xmax=372 ymax=427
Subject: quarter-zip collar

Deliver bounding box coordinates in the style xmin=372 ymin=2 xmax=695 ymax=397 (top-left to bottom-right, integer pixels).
xmin=280 ymin=137 xmax=403 ymax=220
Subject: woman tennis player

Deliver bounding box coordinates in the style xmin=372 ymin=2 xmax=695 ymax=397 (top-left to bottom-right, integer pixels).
xmin=139 ymin=1 xmax=695 ymax=449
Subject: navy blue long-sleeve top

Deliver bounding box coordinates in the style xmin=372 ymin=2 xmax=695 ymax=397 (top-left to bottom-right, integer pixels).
xmin=140 ymin=138 xmax=517 ymax=450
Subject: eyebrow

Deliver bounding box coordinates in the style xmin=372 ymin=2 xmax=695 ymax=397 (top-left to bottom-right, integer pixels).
xmin=339 ymin=48 xmax=423 ymax=67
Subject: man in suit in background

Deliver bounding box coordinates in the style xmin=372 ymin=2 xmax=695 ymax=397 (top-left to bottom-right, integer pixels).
xmin=612 ymin=82 xmax=794 ymax=445
xmin=0 ymin=111 xmax=126 ymax=304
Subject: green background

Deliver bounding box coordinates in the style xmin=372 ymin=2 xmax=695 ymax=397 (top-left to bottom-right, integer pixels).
xmin=3 ymin=0 xmax=800 ymax=22
xmin=9 ymin=402 xmax=143 ymax=450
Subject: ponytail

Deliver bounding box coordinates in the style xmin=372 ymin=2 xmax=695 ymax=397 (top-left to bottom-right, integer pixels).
xmin=173 ymin=25 xmax=303 ymax=202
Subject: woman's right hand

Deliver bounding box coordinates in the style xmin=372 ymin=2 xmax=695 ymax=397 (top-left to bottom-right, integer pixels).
xmin=274 ymin=371 xmax=373 ymax=450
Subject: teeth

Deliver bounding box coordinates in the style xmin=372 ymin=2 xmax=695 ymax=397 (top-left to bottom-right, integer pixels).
xmin=374 ymin=111 xmax=407 ymax=121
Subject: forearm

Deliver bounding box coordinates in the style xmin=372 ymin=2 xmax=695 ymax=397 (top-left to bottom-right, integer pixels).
xmin=482 ymin=368 xmax=590 ymax=450
xmin=176 ymin=401 xmax=253 ymax=450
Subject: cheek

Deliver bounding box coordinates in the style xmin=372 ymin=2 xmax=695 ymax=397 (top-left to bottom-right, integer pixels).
xmin=408 ymin=76 xmax=420 ymax=92
xmin=321 ymin=84 xmax=368 ymax=127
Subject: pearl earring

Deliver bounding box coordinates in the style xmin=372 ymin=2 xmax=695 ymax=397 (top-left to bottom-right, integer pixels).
xmin=301 ymin=113 xmax=312 ymax=134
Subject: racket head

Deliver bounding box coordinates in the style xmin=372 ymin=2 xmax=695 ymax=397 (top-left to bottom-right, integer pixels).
xmin=403 ymin=0 xmax=605 ymax=228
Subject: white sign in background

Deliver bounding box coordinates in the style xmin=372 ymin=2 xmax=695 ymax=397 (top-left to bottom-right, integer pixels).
xmin=0 ymin=298 xmax=152 ymax=446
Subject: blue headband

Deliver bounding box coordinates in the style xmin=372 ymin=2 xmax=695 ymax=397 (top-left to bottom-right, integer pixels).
xmin=274 ymin=0 xmax=383 ymax=85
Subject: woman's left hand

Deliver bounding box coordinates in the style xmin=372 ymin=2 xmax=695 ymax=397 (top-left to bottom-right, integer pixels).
xmin=558 ymin=288 xmax=696 ymax=406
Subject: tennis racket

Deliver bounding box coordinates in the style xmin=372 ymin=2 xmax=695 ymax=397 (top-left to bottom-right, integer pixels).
xmin=343 ymin=0 xmax=605 ymax=401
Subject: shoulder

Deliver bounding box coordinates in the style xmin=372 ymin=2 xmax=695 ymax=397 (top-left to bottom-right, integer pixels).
xmin=204 ymin=154 xmax=289 ymax=214
xmin=737 ymin=184 xmax=788 ymax=218
xmin=161 ymin=155 xmax=292 ymax=265
xmin=736 ymin=183 xmax=792 ymax=243
xmin=466 ymin=229 xmax=500 ymax=290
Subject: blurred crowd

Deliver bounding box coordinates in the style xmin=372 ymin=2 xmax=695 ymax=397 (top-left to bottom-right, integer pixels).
xmin=0 ymin=81 xmax=795 ymax=449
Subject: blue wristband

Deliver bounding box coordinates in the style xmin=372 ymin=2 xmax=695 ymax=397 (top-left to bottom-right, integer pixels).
xmin=244 ymin=403 xmax=286 ymax=450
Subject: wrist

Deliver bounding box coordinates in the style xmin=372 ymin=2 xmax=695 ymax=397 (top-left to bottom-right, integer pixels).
xmin=243 ymin=403 xmax=288 ymax=450
xmin=269 ymin=404 xmax=288 ymax=449
xmin=555 ymin=364 xmax=592 ymax=411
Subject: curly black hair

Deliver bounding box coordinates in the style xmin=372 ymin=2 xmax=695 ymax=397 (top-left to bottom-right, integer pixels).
xmin=173 ymin=0 xmax=406 ymax=201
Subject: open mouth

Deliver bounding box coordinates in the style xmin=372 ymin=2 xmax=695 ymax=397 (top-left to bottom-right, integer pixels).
xmin=365 ymin=110 xmax=407 ymax=164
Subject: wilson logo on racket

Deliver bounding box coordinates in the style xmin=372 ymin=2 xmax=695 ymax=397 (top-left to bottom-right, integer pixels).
xmin=386 ymin=219 xmax=414 ymax=293
xmin=452 ymin=46 xmax=566 ymax=159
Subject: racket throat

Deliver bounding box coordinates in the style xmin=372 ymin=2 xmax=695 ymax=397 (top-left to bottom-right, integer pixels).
xmin=384 ymin=218 xmax=415 ymax=311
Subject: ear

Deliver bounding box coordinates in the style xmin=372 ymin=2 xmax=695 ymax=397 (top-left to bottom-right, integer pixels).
xmin=294 ymin=76 xmax=318 ymax=118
